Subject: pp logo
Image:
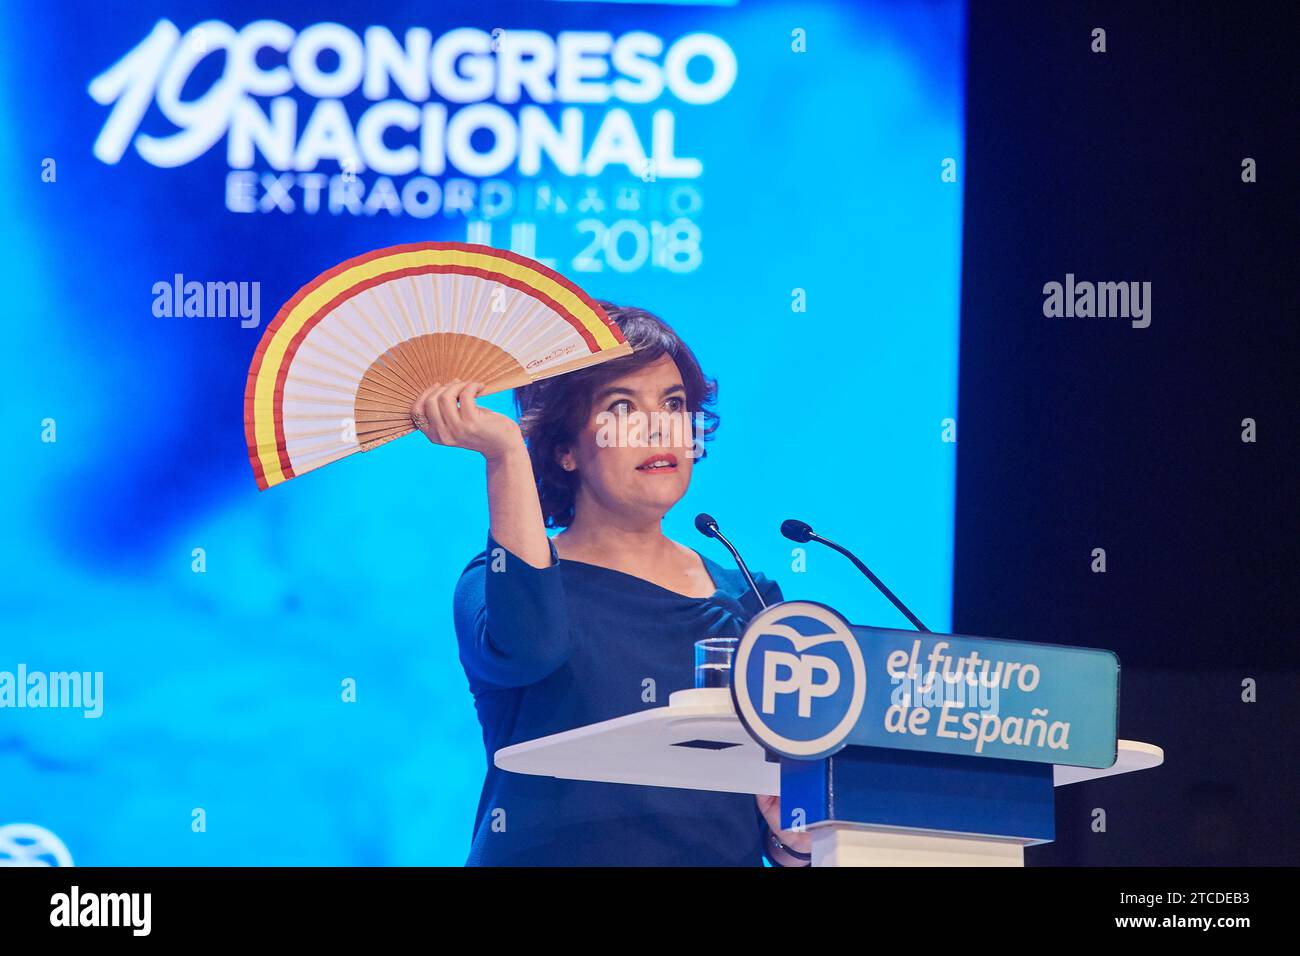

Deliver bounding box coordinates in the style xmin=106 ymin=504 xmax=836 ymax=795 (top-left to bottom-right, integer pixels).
xmin=0 ymin=823 xmax=74 ymax=866
xmin=731 ymin=601 xmax=866 ymax=759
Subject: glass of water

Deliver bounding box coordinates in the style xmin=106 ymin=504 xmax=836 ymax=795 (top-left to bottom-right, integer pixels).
xmin=694 ymin=637 xmax=739 ymax=689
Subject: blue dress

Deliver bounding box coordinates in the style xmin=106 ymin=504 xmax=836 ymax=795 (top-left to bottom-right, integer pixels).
xmin=453 ymin=529 xmax=787 ymax=866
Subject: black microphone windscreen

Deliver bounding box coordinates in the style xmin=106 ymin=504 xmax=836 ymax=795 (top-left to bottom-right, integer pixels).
xmin=694 ymin=513 xmax=718 ymax=538
xmin=781 ymin=519 xmax=813 ymax=543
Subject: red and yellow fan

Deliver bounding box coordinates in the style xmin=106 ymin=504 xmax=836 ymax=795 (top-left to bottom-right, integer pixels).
xmin=244 ymin=241 xmax=631 ymax=490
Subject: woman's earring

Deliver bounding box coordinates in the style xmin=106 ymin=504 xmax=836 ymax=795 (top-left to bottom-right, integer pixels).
xmin=562 ymin=459 xmax=574 ymax=471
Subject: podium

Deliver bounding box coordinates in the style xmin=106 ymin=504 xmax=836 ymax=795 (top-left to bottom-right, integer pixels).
xmin=497 ymin=600 xmax=1161 ymax=866
xmin=495 ymin=686 xmax=1164 ymax=866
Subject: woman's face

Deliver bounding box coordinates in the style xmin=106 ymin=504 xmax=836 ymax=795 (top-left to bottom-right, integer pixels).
xmin=561 ymin=354 xmax=698 ymax=524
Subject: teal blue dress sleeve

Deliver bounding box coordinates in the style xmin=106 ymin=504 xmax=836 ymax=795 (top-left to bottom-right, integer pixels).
xmin=456 ymin=535 xmax=786 ymax=865
xmin=453 ymin=529 xmax=575 ymax=689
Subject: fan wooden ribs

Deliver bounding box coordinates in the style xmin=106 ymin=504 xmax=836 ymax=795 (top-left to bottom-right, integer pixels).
xmin=354 ymin=332 xmax=529 ymax=449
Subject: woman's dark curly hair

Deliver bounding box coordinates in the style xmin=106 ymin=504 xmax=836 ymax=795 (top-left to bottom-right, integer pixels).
xmin=514 ymin=301 xmax=719 ymax=529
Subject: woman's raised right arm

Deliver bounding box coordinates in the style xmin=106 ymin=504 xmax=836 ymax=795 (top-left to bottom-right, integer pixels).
xmin=412 ymin=378 xmax=551 ymax=568
xmin=482 ymin=442 xmax=552 ymax=569
xmin=415 ymin=379 xmax=573 ymax=687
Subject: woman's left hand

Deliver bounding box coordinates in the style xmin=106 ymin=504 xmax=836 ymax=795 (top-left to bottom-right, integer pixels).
xmin=755 ymin=793 xmax=812 ymax=858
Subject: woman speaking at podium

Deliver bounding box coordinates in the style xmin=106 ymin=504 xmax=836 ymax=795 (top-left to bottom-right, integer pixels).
xmin=412 ymin=303 xmax=812 ymax=866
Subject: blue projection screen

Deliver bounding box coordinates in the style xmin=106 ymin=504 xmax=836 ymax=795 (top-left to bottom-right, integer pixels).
xmin=0 ymin=0 xmax=964 ymax=864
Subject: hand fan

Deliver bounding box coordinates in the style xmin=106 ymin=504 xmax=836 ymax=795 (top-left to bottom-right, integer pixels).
xmin=244 ymin=241 xmax=632 ymax=490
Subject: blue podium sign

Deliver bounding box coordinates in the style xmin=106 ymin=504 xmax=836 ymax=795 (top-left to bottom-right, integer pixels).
xmin=730 ymin=601 xmax=1119 ymax=768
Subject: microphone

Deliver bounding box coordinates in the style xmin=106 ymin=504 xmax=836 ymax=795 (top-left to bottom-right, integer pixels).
xmin=695 ymin=513 xmax=769 ymax=609
xmin=781 ymin=519 xmax=929 ymax=632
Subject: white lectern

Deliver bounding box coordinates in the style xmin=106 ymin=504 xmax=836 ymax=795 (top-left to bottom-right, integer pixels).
xmin=495 ymin=687 xmax=1163 ymax=867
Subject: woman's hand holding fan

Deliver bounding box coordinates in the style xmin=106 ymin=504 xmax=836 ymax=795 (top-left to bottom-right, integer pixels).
xmin=411 ymin=377 xmax=553 ymax=568
xmin=410 ymin=379 xmax=525 ymax=463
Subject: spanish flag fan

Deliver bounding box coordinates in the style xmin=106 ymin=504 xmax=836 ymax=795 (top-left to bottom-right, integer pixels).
xmin=244 ymin=241 xmax=632 ymax=490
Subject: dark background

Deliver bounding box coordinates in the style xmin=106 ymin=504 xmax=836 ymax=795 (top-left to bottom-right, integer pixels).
xmin=954 ymin=1 xmax=1297 ymax=864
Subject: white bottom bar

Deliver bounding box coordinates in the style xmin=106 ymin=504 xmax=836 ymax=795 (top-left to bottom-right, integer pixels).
xmin=810 ymin=825 xmax=1026 ymax=867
